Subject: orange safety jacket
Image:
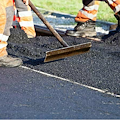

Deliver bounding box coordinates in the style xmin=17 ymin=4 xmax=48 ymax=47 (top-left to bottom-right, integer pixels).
xmin=0 ymin=0 xmax=14 ymax=57
xmin=13 ymin=0 xmax=36 ymax=37
xmin=75 ymin=0 xmax=120 ymax=23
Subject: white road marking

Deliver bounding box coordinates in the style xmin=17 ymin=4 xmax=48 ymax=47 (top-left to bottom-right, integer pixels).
xmin=20 ymin=66 xmax=120 ymax=98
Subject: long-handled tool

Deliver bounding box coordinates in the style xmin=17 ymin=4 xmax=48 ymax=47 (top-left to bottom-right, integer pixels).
xmin=29 ymin=1 xmax=92 ymax=62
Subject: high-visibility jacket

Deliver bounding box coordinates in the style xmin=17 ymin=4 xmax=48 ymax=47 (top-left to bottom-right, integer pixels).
xmin=13 ymin=0 xmax=36 ymax=37
xmin=75 ymin=0 xmax=120 ymax=23
xmin=0 ymin=0 xmax=14 ymax=57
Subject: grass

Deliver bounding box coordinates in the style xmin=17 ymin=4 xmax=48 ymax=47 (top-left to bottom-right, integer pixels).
xmin=31 ymin=0 xmax=117 ymax=23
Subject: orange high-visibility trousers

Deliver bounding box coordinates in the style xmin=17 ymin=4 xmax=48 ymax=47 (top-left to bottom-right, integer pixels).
xmin=13 ymin=0 xmax=36 ymax=37
xmin=0 ymin=0 xmax=14 ymax=57
xmin=75 ymin=0 xmax=120 ymax=23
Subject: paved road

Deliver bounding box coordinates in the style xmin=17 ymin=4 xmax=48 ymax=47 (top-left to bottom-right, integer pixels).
xmin=0 ymin=66 xmax=120 ymax=119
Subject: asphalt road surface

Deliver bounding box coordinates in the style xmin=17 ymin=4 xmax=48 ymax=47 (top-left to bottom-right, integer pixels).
xmin=0 ymin=66 xmax=120 ymax=119
xmin=1 ymin=27 xmax=120 ymax=119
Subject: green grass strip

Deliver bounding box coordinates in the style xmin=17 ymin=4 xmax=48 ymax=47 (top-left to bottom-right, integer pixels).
xmin=31 ymin=0 xmax=117 ymax=23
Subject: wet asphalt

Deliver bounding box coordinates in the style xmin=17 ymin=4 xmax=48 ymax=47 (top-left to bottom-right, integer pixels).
xmin=0 ymin=66 xmax=120 ymax=119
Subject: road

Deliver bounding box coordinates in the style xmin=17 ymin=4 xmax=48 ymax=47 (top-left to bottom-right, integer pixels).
xmin=0 ymin=66 xmax=120 ymax=119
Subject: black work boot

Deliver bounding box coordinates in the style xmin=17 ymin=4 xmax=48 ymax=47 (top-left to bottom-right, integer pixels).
xmin=66 ymin=19 xmax=96 ymax=37
xmin=0 ymin=55 xmax=23 ymax=67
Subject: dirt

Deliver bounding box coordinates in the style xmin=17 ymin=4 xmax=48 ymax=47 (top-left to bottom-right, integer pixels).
xmin=7 ymin=28 xmax=120 ymax=95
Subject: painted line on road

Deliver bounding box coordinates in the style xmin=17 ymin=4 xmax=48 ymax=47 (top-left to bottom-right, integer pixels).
xmin=21 ymin=66 xmax=120 ymax=98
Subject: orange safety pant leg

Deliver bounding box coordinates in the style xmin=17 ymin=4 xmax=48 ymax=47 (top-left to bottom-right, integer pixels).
xmin=0 ymin=0 xmax=14 ymax=57
xmin=106 ymin=0 xmax=120 ymax=14
xmin=75 ymin=0 xmax=100 ymax=22
xmin=14 ymin=0 xmax=36 ymax=37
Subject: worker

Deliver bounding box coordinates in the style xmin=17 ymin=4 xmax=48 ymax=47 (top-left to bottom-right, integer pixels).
xmin=13 ymin=0 xmax=36 ymax=38
xmin=0 ymin=0 xmax=23 ymax=67
xmin=66 ymin=0 xmax=120 ymax=37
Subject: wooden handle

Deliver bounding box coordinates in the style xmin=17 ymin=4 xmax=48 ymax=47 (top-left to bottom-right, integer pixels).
xmin=29 ymin=1 xmax=69 ymax=47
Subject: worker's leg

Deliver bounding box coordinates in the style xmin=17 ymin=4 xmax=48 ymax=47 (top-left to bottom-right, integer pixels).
xmin=0 ymin=0 xmax=22 ymax=67
xmin=105 ymin=0 xmax=120 ymax=14
xmin=106 ymin=0 xmax=120 ymax=32
xmin=66 ymin=0 xmax=100 ymax=37
xmin=15 ymin=0 xmax=36 ymax=38
xmin=75 ymin=0 xmax=99 ymax=22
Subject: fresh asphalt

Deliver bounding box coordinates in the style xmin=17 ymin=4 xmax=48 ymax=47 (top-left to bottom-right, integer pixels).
xmin=0 ymin=66 xmax=120 ymax=119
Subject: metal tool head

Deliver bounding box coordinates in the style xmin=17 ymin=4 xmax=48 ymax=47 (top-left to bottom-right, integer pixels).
xmin=44 ymin=42 xmax=92 ymax=62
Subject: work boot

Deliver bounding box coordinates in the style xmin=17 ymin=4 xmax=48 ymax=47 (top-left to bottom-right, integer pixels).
xmin=66 ymin=19 xmax=96 ymax=37
xmin=0 ymin=55 xmax=23 ymax=67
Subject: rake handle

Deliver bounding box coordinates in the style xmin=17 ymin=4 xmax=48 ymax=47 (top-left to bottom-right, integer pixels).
xmin=29 ymin=1 xmax=69 ymax=47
